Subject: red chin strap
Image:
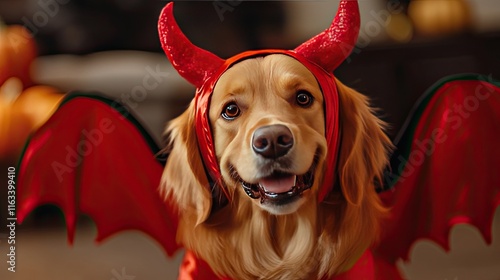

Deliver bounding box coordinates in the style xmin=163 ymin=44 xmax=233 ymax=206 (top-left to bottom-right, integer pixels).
xmin=158 ymin=1 xmax=360 ymax=202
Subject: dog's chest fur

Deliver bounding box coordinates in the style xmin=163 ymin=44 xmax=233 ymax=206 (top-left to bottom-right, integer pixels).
xmin=177 ymin=195 xmax=356 ymax=280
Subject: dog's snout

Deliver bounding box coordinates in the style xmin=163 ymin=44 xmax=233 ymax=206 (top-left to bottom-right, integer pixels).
xmin=252 ymin=125 xmax=293 ymax=159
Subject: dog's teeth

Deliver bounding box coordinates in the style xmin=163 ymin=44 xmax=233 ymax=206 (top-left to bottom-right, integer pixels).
xmin=293 ymin=175 xmax=297 ymax=186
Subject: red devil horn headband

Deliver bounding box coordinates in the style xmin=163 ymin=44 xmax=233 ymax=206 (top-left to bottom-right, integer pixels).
xmin=158 ymin=3 xmax=225 ymax=87
xmin=158 ymin=0 xmax=360 ymax=87
xmin=294 ymin=0 xmax=360 ymax=72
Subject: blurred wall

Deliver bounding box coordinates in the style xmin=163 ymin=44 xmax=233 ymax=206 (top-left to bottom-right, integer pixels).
xmin=1 ymin=0 xmax=500 ymax=56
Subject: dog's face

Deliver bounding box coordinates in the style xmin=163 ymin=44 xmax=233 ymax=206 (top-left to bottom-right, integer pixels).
xmin=209 ymin=54 xmax=327 ymax=215
xmin=161 ymin=52 xmax=391 ymax=279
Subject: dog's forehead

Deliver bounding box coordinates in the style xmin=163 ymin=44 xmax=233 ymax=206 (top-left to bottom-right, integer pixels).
xmin=213 ymin=54 xmax=320 ymax=95
xmin=224 ymin=54 xmax=313 ymax=78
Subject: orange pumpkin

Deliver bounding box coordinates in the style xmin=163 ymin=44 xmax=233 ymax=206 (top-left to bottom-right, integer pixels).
xmin=0 ymin=22 xmax=61 ymax=163
xmin=408 ymin=0 xmax=471 ymax=37
xmin=0 ymin=78 xmax=63 ymax=163
xmin=0 ymin=22 xmax=37 ymax=88
xmin=13 ymin=85 xmax=64 ymax=128
xmin=386 ymin=13 xmax=414 ymax=43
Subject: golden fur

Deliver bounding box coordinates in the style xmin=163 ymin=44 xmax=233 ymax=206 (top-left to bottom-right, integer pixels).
xmin=161 ymin=54 xmax=392 ymax=279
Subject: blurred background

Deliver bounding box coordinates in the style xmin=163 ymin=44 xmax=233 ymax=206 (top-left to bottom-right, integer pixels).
xmin=0 ymin=0 xmax=499 ymax=279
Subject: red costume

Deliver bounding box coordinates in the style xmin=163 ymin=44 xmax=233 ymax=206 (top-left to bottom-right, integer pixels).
xmin=17 ymin=1 xmax=500 ymax=279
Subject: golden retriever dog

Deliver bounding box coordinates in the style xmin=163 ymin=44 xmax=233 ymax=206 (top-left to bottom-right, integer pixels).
xmin=160 ymin=54 xmax=391 ymax=279
xmin=158 ymin=1 xmax=392 ymax=279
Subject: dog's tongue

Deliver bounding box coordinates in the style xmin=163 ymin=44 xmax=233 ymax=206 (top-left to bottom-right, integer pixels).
xmin=259 ymin=175 xmax=296 ymax=194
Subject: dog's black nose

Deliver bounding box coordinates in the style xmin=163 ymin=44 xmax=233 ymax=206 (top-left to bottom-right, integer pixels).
xmin=252 ymin=125 xmax=294 ymax=159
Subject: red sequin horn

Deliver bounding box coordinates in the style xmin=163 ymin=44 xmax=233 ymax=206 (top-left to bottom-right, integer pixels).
xmin=158 ymin=0 xmax=360 ymax=87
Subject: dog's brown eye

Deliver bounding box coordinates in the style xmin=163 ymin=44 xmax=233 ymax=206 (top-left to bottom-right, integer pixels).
xmin=296 ymin=91 xmax=313 ymax=107
xmin=222 ymin=102 xmax=240 ymax=120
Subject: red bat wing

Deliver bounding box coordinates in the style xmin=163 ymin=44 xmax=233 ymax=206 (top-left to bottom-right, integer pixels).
xmin=17 ymin=92 xmax=180 ymax=256
xmin=375 ymin=74 xmax=500 ymax=278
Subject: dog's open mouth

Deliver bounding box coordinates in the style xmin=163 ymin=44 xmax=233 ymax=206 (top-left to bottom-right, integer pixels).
xmin=239 ymin=169 xmax=315 ymax=205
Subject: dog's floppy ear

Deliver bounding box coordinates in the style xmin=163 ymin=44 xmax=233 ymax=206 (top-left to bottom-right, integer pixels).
xmin=335 ymin=79 xmax=392 ymax=206
xmin=160 ymin=100 xmax=212 ymax=225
